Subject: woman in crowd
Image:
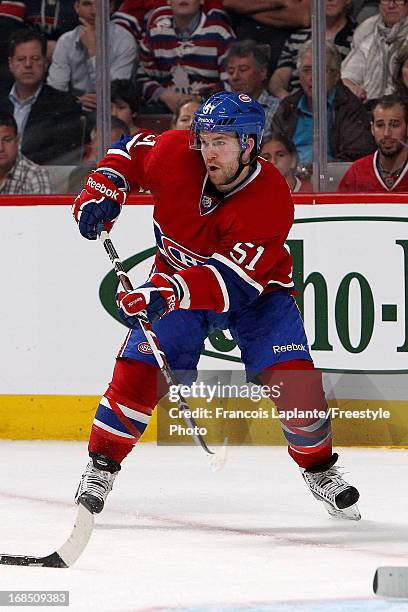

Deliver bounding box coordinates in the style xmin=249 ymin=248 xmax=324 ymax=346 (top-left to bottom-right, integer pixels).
xmin=393 ymin=45 xmax=408 ymax=103
xmin=171 ymin=95 xmax=203 ymax=130
xmin=111 ymin=79 xmax=142 ymax=136
xmin=260 ymin=134 xmax=312 ymax=192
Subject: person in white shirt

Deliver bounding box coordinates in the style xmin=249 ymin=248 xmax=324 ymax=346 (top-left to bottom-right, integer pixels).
xmin=342 ymin=0 xmax=408 ymax=103
xmin=47 ymin=0 xmax=137 ymax=113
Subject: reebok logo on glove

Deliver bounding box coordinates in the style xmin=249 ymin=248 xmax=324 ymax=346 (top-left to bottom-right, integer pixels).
xmin=127 ymin=296 xmax=144 ymax=308
xmin=87 ymin=176 xmax=120 ymax=200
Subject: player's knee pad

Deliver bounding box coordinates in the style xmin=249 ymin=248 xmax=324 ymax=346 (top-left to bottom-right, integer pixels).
xmin=107 ymin=357 xmax=166 ymax=408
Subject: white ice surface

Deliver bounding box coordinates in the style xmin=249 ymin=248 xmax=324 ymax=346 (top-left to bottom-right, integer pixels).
xmin=0 ymin=443 xmax=407 ymax=612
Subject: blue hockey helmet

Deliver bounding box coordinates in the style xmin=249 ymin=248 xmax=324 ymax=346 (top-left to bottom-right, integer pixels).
xmin=190 ymin=91 xmax=265 ymax=155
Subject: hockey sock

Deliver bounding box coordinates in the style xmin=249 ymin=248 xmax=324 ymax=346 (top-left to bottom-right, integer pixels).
xmin=88 ymin=358 xmax=162 ymax=464
xmin=260 ymin=360 xmax=332 ymax=469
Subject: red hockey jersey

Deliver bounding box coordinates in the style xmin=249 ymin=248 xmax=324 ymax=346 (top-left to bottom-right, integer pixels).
xmin=99 ymin=130 xmax=294 ymax=313
xmin=338 ymin=151 xmax=408 ymax=193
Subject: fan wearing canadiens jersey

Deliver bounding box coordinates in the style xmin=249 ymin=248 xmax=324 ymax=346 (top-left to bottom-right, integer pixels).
xmin=338 ymin=94 xmax=408 ymax=193
xmin=72 ymin=91 xmax=360 ymax=520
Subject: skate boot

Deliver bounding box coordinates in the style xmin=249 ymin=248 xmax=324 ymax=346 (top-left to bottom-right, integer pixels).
xmin=75 ymin=453 xmax=121 ymax=514
xmin=301 ymin=453 xmax=361 ymax=520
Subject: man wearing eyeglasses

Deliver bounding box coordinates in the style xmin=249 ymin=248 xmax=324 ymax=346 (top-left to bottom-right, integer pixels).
xmin=270 ymin=40 xmax=375 ymax=165
xmin=342 ymin=0 xmax=408 ymax=103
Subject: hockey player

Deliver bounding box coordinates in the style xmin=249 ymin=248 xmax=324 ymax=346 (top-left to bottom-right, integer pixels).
xmin=72 ymin=91 xmax=360 ymax=520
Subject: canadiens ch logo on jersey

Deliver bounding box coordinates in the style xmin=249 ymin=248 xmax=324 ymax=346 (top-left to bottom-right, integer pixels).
xmin=137 ymin=342 xmax=153 ymax=354
xmin=154 ymin=221 xmax=208 ymax=270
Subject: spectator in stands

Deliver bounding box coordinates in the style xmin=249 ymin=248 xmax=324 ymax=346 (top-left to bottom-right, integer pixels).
xmin=261 ymin=133 xmax=313 ymax=192
xmin=225 ymin=39 xmax=279 ymax=138
xmin=351 ymin=0 xmax=379 ymax=23
xmin=171 ymin=94 xmax=202 ymax=129
xmin=47 ymin=0 xmax=137 ymax=113
xmin=111 ymin=79 xmax=142 ymax=135
xmin=222 ymin=0 xmax=311 ymax=74
xmin=136 ymin=0 xmax=236 ymax=112
xmin=24 ymin=1 xmax=79 ymax=61
xmin=269 ymin=0 xmax=355 ymax=99
xmin=111 ymin=0 xmax=143 ymax=40
xmin=341 ymin=0 xmax=408 ymax=103
xmin=113 ymin=0 xmax=225 ymax=40
xmin=338 ymin=94 xmax=408 ymax=191
xmin=0 ymin=28 xmax=83 ymax=165
xmin=0 ymin=1 xmax=26 ymax=95
xmin=392 ymin=44 xmax=408 ymax=102
xmin=85 ymin=116 xmax=130 ymax=163
xmin=0 ymin=111 xmax=51 ymax=194
xmin=68 ymin=116 xmax=130 ymax=193
xmin=271 ymin=41 xmax=375 ymax=164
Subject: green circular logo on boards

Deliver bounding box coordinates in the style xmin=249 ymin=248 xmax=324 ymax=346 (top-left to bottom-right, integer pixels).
xmin=98 ymin=246 xmax=240 ymax=363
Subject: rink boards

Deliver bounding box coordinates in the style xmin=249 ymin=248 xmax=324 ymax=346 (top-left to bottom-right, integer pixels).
xmin=0 ymin=196 xmax=407 ymax=444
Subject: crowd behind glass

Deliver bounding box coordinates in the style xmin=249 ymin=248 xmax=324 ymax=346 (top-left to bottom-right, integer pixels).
xmin=0 ymin=0 xmax=407 ymax=195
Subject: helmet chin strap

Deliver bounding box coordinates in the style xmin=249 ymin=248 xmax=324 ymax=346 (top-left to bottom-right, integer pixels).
xmin=222 ymin=150 xmax=256 ymax=187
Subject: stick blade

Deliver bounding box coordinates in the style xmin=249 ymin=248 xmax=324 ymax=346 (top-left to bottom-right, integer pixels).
xmin=374 ymin=566 xmax=408 ymax=598
xmin=0 ymin=551 xmax=67 ymax=568
xmin=209 ymin=437 xmax=228 ymax=472
xmin=0 ymin=502 xmax=94 ymax=569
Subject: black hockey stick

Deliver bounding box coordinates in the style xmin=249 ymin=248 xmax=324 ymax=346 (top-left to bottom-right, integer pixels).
xmin=98 ymin=229 xmax=227 ymax=471
xmin=373 ymin=567 xmax=408 ymax=598
xmin=0 ymin=502 xmax=93 ymax=568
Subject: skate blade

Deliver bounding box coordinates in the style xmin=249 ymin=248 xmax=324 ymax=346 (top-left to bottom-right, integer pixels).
xmin=322 ymin=500 xmax=361 ymax=521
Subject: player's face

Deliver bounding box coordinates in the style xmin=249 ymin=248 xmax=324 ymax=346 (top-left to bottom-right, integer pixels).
xmin=0 ymin=125 xmax=18 ymax=174
xmin=380 ymin=0 xmax=408 ymax=27
xmin=226 ymin=55 xmax=267 ymax=98
xmin=200 ymin=131 xmax=247 ymax=189
xmin=8 ymin=40 xmax=47 ymax=87
xmin=174 ymin=101 xmax=201 ymax=129
xmin=371 ymin=104 xmax=408 ymax=157
xmin=261 ymin=140 xmax=295 ymax=178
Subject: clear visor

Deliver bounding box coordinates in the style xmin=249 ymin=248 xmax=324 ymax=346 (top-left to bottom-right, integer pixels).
xmin=189 ymin=123 xmax=251 ymax=153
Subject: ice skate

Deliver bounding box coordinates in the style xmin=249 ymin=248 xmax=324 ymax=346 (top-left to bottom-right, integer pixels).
xmin=75 ymin=453 xmax=121 ymax=514
xmin=301 ymin=453 xmax=361 ymax=520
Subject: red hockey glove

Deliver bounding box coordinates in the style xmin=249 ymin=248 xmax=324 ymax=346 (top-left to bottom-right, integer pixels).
xmin=117 ymin=274 xmax=184 ymax=326
xmin=72 ymin=169 xmax=127 ymax=240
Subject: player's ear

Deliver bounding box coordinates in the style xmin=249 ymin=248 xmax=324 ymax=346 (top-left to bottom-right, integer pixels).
xmin=243 ymin=137 xmax=255 ymax=162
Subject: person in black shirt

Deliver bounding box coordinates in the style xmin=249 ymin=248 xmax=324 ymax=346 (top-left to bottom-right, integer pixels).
xmin=0 ymin=28 xmax=84 ymax=165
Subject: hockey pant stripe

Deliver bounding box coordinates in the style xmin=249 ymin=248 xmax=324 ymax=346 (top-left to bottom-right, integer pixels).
xmin=287 ymin=432 xmax=332 ymax=457
xmin=279 ymin=411 xmax=331 ymax=449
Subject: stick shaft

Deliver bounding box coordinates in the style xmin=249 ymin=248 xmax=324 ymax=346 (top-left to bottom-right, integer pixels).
xmin=99 ymin=231 xmax=215 ymax=455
